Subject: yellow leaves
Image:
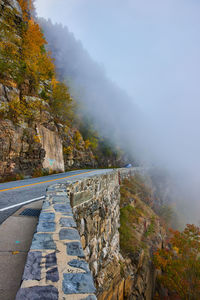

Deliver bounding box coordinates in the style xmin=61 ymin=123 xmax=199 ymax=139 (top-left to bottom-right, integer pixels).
xmin=153 ymin=224 xmax=200 ymax=299
xmin=0 ymin=0 xmax=55 ymax=88
xmin=33 ymin=135 xmax=41 ymax=143
xmin=22 ymin=19 xmax=55 ymax=84
xmin=0 ymin=40 xmax=18 ymax=55
xmin=64 ymin=125 xmax=70 ymax=134
xmin=18 ymin=0 xmax=32 ymax=21
xmin=0 ymin=102 xmax=8 ymax=116
xmin=6 ymin=96 xmax=45 ymax=124
xmin=63 ymin=146 xmax=73 ymax=155
xmin=74 ymin=130 xmax=83 ymax=146
xmin=15 ymin=0 xmax=55 ymax=89
xmin=51 ymin=81 xmax=75 ymax=124
xmin=173 ymin=246 xmax=179 ymax=254
xmin=12 ymin=251 xmax=20 ymax=255
xmin=85 ymin=139 xmax=91 ymax=149
xmin=51 ymin=77 xmax=59 ymax=88
xmin=88 ymin=136 xmax=98 ymax=150
xmin=23 ymin=20 xmax=46 ymax=53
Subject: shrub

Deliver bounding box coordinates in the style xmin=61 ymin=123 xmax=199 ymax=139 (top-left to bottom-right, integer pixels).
xmin=0 ymin=173 xmax=24 ymax=183
xmin=32 ymin=168 xmax=50 ymax=178
xmin=84 ymin=139 xmax=91 ymax=150
xmin=51 ymin=80 xmax=75 ymax=124
xmin=153 ymin=224 xmax=200 ymax=299
xmin=63 ymin=146 xmax=73 ymax=156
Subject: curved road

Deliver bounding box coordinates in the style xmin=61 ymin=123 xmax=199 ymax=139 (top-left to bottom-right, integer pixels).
xmin=0 ymin=169 xmax=112 ymax=224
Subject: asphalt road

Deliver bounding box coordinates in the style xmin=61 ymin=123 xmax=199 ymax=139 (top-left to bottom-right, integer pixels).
xmin=0 ymin=169 xmax=113 ymax=224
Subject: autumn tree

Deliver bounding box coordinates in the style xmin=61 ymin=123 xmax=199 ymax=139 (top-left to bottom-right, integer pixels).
xmin=0 ymin=4 xmax=22 ymax=85
xmin=1 ymin=0 xmax=76 ymax=127
xmin=18 ymin=0 xmax=32 ymax=20
xmin=50 ymin=80 xmax=75 ymax=124
xmin=79 ymin=117 xmax=99 ymax=150
xmin=21 ymin=19 xmax=54 ymax=89
xmin=153 ymin=224 xmax=200 ymax=299
xmin=16 ymin=0 xmax=55 ymax=92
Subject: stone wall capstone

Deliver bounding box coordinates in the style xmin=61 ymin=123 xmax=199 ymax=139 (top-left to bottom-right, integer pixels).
xmin=16 ymin=183 xmax=97 ymax=300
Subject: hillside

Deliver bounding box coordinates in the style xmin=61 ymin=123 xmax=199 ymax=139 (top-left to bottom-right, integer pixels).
xmin=0 ymin=0 xmax=126 ymax=181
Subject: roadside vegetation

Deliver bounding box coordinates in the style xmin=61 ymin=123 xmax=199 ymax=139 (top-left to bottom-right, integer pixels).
xmin=119 ymin=176 xmax=200 ymax=299
xmin=153 ymin=224 xmax=200 ymax=299
xmin=119 ymin=176 xmax=163 ymax=258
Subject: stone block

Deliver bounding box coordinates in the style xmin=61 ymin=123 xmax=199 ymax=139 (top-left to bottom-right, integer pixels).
xmin=68 ymin=259 xmax=90 ymax=273
xmin=37 ymin=221 xmax=55 ymax=232
xmin=66 ymin=242 xmax=85 ymax=258
xmin=22 ymin=251 xmax=42 ymax=281
xmin=16 ymin=286 xmax=58 ymax=300
xmin=54 ymin=204 xmax=72 ymax=215
xmin=59 ymin=217 xmax=77 ymax=228
xmin=73 ymin=191 xmax=92 ymax=206
xmin=31 ymin=233 xmax=56 ymax=250
xmin=45 ymin=252 xmax=57 ymax=269
xmin=81 ymin=296 xmax=97 ymax=300
xmin=80 ymin=218 xmax=85 ymax=235
xmin=52 ymin=196 xmax=69 ymax=204
xmin=42 ymin=201 xmax=50 ymax=209
xmin=59 ymin=228 xmax=80 ymax=240
xmin=39 ymin=212 xmax=55 ymax=221
xmin=62 ymin=273 xmax=96 ymax=294
xmin=46 ymin=267 xmax=59 ymax=282
xmin=47 ymin=185 xmax=64 ymax=192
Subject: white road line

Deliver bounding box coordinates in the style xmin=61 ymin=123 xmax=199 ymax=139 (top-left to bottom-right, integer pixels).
xmin=0 ymin=196 xmax=45 ymax=212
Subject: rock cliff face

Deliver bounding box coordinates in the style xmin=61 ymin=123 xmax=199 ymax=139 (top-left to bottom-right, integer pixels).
xmin=0 ymin=83 xmax=65 ymax=179
xmin=0 ymin=0 xmax=128 ymax=180
xmin=0 ymin=0 xmax=96 ymax=178
xmin=62 ymin=128 xmax=97 ymax=170
xmin=68 ymin=170 xmax=166 ymax=299
xmin=0 ymin=118 xmax=44 ymax=178
xmin=37 ymin=124 xmax=64 ymax=172
xmin=0 ymin=81 xmax=103 ymax=180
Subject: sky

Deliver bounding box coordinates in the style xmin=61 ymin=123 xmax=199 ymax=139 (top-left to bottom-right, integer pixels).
xmin=35 ymin=0 xmax=200 ymax=113
xmin=35 ymin=0 xmax=200 ymax=224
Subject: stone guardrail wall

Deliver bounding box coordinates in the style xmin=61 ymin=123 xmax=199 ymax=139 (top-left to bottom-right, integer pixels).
xmin=16 ymin=168 xmax=142 ymax=299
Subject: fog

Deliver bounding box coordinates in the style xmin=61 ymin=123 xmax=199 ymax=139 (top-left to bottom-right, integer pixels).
xmin=35 ymin=1 xmax=200 ymax=225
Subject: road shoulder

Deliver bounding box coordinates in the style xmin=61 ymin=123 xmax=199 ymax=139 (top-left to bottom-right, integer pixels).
xmin=0 ymin=200 xmax=43 ymax=300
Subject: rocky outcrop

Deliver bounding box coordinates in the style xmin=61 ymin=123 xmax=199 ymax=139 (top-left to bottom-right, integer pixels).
xmin=62 ymin=128 xmax=97 ymax=170
xmin=0 ymin=119 xmax=45 ymax=179
xmin=0 ymin=82 xmax=65 ymax=178
xmin=37 ymin=124 xmax=65 ymax=172
xmin=0 ymin=81 xmax=98 ymax=179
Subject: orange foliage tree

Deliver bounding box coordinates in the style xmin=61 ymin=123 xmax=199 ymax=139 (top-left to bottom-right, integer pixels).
xmin=18 ymin=0 xmax=33 ymax=21
xmin=22 ymin=19 xmax=54 ymax=85
xmin=153 ymin=224 xmax=200 ymax=299
xmin=18 ymin=0 xmax=55 ymax=91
